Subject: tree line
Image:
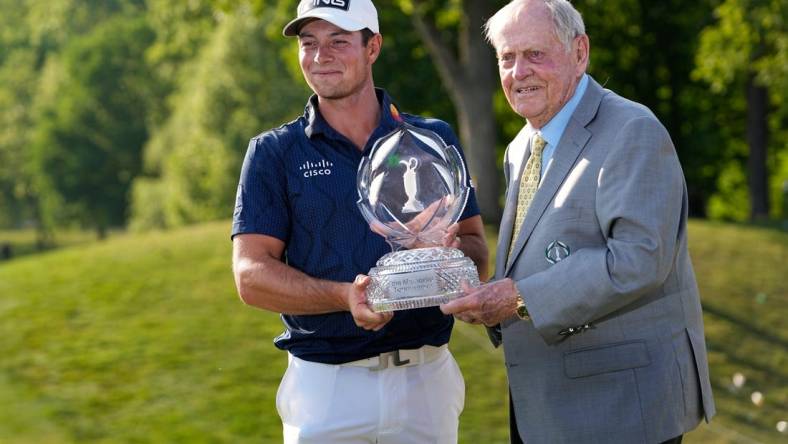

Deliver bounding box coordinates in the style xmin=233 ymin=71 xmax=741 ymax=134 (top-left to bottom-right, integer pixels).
xmin=0 ymin=0 xmax=784 ymax=242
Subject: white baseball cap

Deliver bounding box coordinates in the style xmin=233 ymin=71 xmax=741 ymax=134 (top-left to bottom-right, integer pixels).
xmin=283 ymin=0 xmax=379 ymax=37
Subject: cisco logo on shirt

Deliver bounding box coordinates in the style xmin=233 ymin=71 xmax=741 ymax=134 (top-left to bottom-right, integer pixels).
xmin=300 ymin=160 xmax=334 ymax=178
xmin=305 ymin=0 xmax=349 ymax=12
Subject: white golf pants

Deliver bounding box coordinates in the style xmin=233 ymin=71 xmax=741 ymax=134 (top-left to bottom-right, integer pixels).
xmin=276 ymin=345 xmax=465 ymax=444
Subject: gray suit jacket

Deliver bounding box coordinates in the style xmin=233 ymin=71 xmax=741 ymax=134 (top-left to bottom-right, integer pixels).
xmin=491 ymin=77 xmax=715 ymax=443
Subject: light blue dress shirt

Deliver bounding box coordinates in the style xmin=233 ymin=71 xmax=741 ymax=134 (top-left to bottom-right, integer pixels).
xmin=538 ymin=74 xmax=589 ymax=178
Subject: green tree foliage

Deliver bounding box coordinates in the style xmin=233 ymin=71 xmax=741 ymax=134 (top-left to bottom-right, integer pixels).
xmin=0 ymin=0 xmax=146 ymax=237
xmin=372 ymin=0 xmax=461 ymax=128
xmin=144 ymin=0 xmax=218 ymax=123
xmin=0 ymin=1 xmax=49 ymax=230
xmin=569 ymin=0 xmax=727 ymax=217
xmin=30 ymin=16 xmax=156 ymax=238
xmin=0 ymin=51 xmax=38 ymax=228
xmin=24 ymin=0 xmax=146 ymax=51
xmin=694 ymin=0 xmax=787 ymax=221
xmin=2 ymin=0 xmax=786 ymax=235
xmin=130 ymin=7 xmax=308 ymax=230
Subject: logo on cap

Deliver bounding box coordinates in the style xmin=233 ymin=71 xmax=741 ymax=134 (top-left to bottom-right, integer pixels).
xmin=305 ymin=0 xmax=350 ymax=12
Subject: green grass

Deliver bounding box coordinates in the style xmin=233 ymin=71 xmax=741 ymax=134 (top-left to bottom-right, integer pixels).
xmin=685 ymin=222 xmax=787 ymax=443
xmin=0 ymin=220 xmax=785 ymax=443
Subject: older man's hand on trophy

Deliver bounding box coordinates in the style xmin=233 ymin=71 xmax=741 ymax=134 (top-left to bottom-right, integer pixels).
xmin=441 ymin=279 xmax=519 ymax=326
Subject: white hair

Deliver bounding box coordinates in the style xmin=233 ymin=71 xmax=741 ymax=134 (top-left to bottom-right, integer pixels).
xmin=484 ymin=0 xmax=586 ymax=52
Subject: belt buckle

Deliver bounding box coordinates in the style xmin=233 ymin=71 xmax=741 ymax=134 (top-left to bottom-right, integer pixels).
xmin=371 ymin=350 xmax=412 ymax=370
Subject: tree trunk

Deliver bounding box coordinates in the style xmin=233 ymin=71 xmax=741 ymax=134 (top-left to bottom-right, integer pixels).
xmin=408 ymin=0 xmax=501 ymax=223
xmin=31 ymin=195 xmax=54 ymax=250
xmin=456 ymin=87 xmax=499 ymax=224
xmin=746 ymin=74 xmax=769 ymax=221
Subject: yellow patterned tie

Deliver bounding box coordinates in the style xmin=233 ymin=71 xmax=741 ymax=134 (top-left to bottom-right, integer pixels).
xmin=508 ymin=133 xmax=547 ymax=259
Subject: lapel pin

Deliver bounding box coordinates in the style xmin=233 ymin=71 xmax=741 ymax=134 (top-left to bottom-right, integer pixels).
xmin=545 ymin=240 xmax=570 ymax=264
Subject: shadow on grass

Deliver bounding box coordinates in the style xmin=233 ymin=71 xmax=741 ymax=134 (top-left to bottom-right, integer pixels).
xmin=703 ymin=303 xmax=788 ymax=350
xmin=0 ymin=230 xmax=104 ymax=263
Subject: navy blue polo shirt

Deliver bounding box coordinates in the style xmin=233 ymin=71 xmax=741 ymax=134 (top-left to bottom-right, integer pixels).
xmin=232 ymin=88 xmax=480 ymax=364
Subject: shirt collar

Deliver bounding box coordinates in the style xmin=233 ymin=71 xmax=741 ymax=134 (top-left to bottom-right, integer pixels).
xmin=536 ymin=74 xmax=589 ymax=148
xmin=303 ymin=88 xmax=399 ymax=140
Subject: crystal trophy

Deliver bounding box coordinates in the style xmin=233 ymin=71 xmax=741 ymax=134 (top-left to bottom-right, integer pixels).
xmin=357 ymin=122 xmax=480 ymax=312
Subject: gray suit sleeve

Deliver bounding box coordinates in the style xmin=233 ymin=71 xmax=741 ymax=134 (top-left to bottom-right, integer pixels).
xmin=519 ymin=116 xmax=685 ymax=344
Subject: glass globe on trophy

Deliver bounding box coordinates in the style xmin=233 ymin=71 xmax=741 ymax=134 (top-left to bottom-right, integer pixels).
xmin=357 ymin=121 xmax=480 ymax=312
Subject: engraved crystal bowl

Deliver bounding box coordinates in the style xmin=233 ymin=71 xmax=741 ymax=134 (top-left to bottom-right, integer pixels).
xmin=366 ymin=247 xmax=480 ymax=312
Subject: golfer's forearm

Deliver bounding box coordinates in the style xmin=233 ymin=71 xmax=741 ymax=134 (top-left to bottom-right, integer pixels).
xmin=234 ymin=256 xmax=349 ymax=315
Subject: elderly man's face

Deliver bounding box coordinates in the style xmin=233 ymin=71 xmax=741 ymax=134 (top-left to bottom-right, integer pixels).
xmin=493 ymin=2 xmax=588 ymax=128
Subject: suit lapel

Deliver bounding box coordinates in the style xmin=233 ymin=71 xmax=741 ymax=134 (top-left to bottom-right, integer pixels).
xmin=504 ymin=78 xmax=606 ymax=275
xmin=495 ymin=129 xmax=531 ymax=279
xmin=495 ymin=159 xmax=520 ymax=279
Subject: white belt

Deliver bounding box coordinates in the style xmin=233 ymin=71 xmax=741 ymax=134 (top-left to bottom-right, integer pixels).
xmin=343 ymin=344 xmax=446 ymax=371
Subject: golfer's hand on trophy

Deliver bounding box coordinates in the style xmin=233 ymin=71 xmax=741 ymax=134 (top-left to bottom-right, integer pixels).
xmin=347 ymin=274 xmax=394 ymax=330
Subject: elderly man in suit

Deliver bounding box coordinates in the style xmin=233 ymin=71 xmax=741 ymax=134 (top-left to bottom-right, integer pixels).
xmin=441 ymin=0 xmax=715 ymax=442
